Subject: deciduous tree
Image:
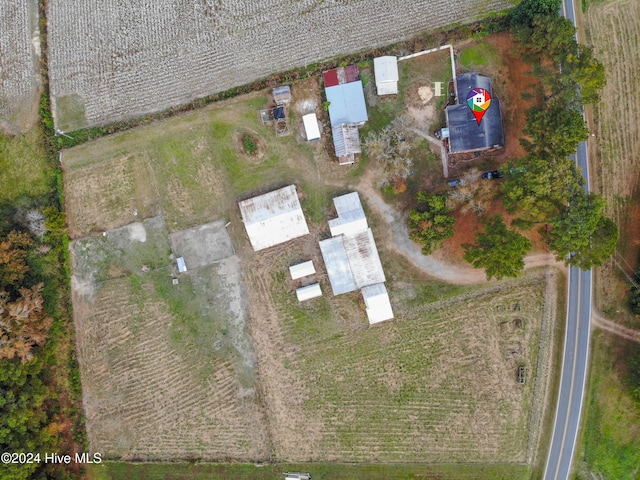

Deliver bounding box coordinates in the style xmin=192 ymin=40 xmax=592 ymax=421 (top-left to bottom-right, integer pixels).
xmin=522 ymin=98 xmax=589 ymax=158
xmin=511 ymin=0 xmax=562 ymax=27
xmin=547 ymin=192 xmax=618 ymax=268
xmin=0 ymin=284 xmax=53 ymax=363
xmin=408 ymin=192 xmax=455 ymax=255
xmin=463 ymin=215 xmax=532 ymax=280
xmin=0 ymin=231 xmax=33 ymax=287
xmin=501 ymin=153 xmax=583 ymax=222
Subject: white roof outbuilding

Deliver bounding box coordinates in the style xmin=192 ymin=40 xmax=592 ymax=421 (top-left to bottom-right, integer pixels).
xmin=302 ymin=113 xmax=321 ymax=141
xmin=289 ymin=260 xmax=316 ymax=280
xmin=373 ymin=56 xmax=399 ymax=96
xmin=328 ymin=192 xmax=368 ymax=237
xmin=361 ymin=283 xmax=394 ymax=324
xmin=239 ymin=185 xmax=309 ymax=251
xmin=296 ymin=283 xmax=322 ymax=302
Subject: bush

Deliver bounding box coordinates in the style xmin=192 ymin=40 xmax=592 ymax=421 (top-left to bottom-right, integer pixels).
xmin=242 ymin=134 xmax=258 ymax=155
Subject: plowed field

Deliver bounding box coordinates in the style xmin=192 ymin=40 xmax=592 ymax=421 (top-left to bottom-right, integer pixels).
xmin=585 ymin=0 xmax=640 ymax=324
xmin=47 ymin=0 xmax=510 ymax=130
xmin=0 ymin=0 xmax=40 ymax=132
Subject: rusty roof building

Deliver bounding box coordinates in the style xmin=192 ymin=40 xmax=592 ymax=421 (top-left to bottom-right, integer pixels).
xmin=238 ymin=185 xmax=309 ymax=251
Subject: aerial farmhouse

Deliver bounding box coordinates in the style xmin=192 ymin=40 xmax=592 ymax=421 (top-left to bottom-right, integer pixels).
xmin=323 ymin=65 xmax=369 ymax=165
xmin=319 ymin=192 xmax=393 ymax=324
xmin=445 ymin=72 xmax=504 ymax=155
xmin=238 ymin=185 xmax=309 ymax=251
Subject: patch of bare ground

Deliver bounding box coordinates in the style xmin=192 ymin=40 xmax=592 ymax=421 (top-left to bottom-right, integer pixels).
xmin=241 ymin=234 xmax=327 ymax=461
xmin=585 ymin=0 xmax=640 ymax=327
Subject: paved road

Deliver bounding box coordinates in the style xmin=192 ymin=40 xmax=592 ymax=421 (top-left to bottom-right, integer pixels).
xmin=543 ymin=1 xmax=593 ymax=479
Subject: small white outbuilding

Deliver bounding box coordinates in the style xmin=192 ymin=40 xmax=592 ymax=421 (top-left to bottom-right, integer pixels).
xmin=302 ymin=113 xmax=321 ymax=141
xmin=296 ymin=283 xmax=322 ymax=302
xmin=289 ymin=260 xmax=316 ymax=280
xmin=361 ymin=283 xmax=394 ymax=324
xmin=373 ymin=56 xmax=399 ymax=96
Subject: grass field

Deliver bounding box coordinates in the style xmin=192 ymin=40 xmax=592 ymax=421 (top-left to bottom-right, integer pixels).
xmin=250 ymin=249 xmax=558 ymax=462
xmin=87 ymin=461 xmax=531 ymax=480
xmin=0 ymin=127 xmax=55 ymax=205
xmin=574 ymin=1 xmax=640 ymax=477
xmin=63 ymin=43 xmax=559 ymax=469
xmin=70 ymin=216 xmax=267 ymax=460
xmin=574 ymin=332 xmax=640 ymax=479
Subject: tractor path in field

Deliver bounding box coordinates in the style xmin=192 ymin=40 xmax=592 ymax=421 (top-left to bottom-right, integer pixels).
xmin=351 ymin=167 xmax=565 ymax=285
xmin=591 ymin=310 xmax=640 ymax=344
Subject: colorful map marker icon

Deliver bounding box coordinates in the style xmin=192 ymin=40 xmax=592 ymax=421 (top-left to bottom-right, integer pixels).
xmin=466 ymin=88 xmax=491 ymax=125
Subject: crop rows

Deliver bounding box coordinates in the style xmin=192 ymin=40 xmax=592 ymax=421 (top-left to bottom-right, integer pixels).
xmin=587 ymin=0 xmax=640 ymax=223
xmin=0 ymin=0 xmax=39 ymax=130
xmin=73 ymin=277 xmax=269 ymax=460
xmin=47 ymin=0 xmax=510 ymax=129
xmin=270 ymin=281 xmax=545 ymax=462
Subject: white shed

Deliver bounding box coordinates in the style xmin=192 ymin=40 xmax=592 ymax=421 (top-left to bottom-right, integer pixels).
xmin=328 ymin=192 xmax=368 ymax=237
xmin=238 ymin=185 xmax=310 ymax=251
xmin=289 ymin=260 xmax=316 ymax=280
xmin=176 ymin=257 xmax=187 ymax=273
xmin=302 ymin=113 xmax=321 ymax=141
xmin=373 ymin=56 xmax=399 ymax=96
xmin=296 ymin=283 xmax=322 ymax=302
xmin=361 ymin=283 xmax=394 ymax=324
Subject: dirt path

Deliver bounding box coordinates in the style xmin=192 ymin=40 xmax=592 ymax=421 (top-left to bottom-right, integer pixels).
xmin=351 ymin=167 xmax=564 ymax=285
xmin=591 ymin=310 xmax=640 ymax=344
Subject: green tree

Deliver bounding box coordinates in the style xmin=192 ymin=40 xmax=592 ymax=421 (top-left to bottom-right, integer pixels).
xmin=511 ymin=0 xmax=562 ymax=27
xmin=463 ymin=215 xmax=532 ymax=280
xmin=550 ymin=42 xmax=606 ymax=105
xmin=408 ymin=192 xmax=455 ymax=255
xmin=501 ymin=153 xmax=583 ymax=222
xmin=514 ymin=14 xmax=576 ymax=61
xmin=522 ymin=98 xmax=589 ymax=158
xmin=547 ymin=191 xmax=618 ymax=268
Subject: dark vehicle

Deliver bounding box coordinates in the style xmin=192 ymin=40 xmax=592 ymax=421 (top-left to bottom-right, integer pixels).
xmin=482 ymin=170 xmax=504 ymax=180
xmin=447 ymin=178 xmax=465 ymax=188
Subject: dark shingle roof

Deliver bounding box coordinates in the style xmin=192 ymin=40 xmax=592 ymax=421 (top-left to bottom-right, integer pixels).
xmin=446 ymin=73 xmax=505 ymax=154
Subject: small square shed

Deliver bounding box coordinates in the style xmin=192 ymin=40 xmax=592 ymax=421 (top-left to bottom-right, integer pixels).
xmin=362 ymin=283 xmax=394 ymax=324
